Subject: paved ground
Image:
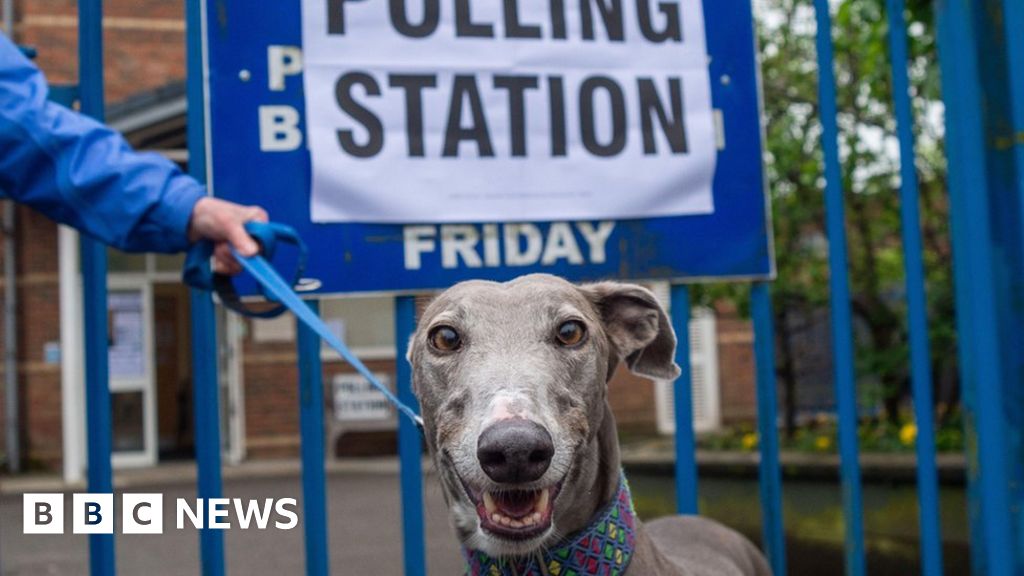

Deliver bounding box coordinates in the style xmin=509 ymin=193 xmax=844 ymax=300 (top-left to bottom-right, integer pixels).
xmin=0 ymin=444 xmax=967 ymax=575
xmin=0 ymin=462 xmax=464 ymax=575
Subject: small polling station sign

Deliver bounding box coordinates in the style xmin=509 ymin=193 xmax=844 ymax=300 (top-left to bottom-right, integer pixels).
xmin=203 ymin=0 xmax=772 ymax=295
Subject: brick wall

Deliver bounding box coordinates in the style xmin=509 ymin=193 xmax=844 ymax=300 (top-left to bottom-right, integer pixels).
xmin=0 ymin=206 xmax=64 ymax=469
xmin=13 ymin=0 xmax=187 ymax=103
xmin=607 ymin=365 xmax=658 ymax=434
xmin=241 ymin=327 xmax=403 ymax=459
xmin=717 ymin=316 xmax=759 ymax=424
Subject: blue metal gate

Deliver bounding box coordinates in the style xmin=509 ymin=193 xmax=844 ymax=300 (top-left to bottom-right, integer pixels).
xmin=60 ymin=0 xmax=1024 ymax=575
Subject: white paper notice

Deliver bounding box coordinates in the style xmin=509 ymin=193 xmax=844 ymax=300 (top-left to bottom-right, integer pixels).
xmin=301 ymin=0 xmax=717 ymax=223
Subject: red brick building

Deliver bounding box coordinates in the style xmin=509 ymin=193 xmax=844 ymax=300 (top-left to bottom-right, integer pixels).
xmin=0 ymin=0 xmax=759 ymax=478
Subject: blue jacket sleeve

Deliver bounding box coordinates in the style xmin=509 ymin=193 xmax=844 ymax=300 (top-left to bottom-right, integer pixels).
xmin=0 ymin=34 xmax=204 ymax=253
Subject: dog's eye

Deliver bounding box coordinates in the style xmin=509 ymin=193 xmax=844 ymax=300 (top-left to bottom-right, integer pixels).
xmin=429 ymin=325 xmax=462 ymax=352
xmin=555 ymin=320 xmax=587 ymax=347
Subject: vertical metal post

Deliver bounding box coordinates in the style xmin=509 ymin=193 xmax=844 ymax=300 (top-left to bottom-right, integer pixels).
xmin=883 ymin=2 xmax=944 ymax=575
xmin=999 ymin=0 xmax=1024 ymax=568
xmin=190 ymin=290 xmax=225 ymax=576
xmin=1005 ymin=0 xmax=1024 ymax=209
xmin=936 ymin=1 xmax=1022 ymax=574
xmin=811 ymin=2 xmax=865 ymax=574
xmin=750 ymin=283 xmax=786 ymax=576
xmin=669 ymin=284 xmax=698 ymax=515
xmin=2 ymin=0 xmax=18 ymax=473
xmin=78 ymin=1 xmax=115 ymax=574
xmin=297 ymin=300 xmax=329 ymax=576
xmin=395 ymin=295 xmax=426 ymax=575
xmin=186 ymin=1 xmax=226 ymax=575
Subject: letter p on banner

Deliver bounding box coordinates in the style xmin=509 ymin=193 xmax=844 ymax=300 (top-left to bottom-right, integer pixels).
xmin=23 ymin=494 xmax=64 ymax=534
xmin=73 ymin=493 xmax=114 ymax=534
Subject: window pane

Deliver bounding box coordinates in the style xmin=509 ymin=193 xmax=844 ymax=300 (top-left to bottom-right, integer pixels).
xmin=321 ymin=296 xmax=395 ymax=350
xmin=111 ymin=391 xmax=145 ymax=453
xmin=109 ymin=291 xmax=146 ymax=379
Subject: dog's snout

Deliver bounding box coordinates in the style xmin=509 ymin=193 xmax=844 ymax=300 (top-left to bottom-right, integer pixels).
xmin=476 ymin=419 xmax=554 ymax=484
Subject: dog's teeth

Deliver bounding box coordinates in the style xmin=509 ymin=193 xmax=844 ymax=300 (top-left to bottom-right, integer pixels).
xmin=510 ymin=519 xmax=523 ymax=528
xmin=536 ymin=488 xmax=550 ymax=513
xmin=532 ymin=512 xmax=542 ymax=523
xmin=491 ymin=513 xmax=502 ymax=523
xmin=500 ymin=516 xmax=512 ymax=527
xmin=483 ymin=492 xmax=497 ymax=514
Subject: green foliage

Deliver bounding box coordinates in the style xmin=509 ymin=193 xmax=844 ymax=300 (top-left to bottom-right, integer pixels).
xmin=696 ymin=0 xmax=957 ymax=425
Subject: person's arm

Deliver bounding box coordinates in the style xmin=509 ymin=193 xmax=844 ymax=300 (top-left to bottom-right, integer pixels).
xmin=1 ymin=33 xmax=203 ymax=253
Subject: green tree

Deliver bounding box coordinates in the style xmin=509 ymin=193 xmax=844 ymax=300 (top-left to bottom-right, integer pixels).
xmin=701 ymin=0 xmax=956 ymax=431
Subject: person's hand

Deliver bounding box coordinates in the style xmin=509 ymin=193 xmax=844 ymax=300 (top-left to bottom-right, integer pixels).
xmin=187 ymin=197 xmax=269 ymax=275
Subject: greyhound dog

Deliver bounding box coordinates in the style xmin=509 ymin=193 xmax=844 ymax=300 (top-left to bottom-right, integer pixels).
xmin=409 ymin=274 xmax=771 ymax=575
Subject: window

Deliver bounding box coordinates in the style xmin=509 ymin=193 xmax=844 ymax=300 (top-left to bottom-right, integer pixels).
xmin=321 ymin=297 xmax=396 ymax=358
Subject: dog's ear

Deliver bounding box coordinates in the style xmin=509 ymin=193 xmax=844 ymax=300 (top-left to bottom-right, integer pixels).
xmin=580 ymin=282 xmax=682 ymax=381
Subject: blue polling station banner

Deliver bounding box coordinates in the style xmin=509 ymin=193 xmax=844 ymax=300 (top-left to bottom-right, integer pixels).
xmin=203 ymin=0 xmax=773 ymax=295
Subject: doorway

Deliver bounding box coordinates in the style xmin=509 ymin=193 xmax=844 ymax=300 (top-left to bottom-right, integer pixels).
xmin=153 ymin=282 xmax=194 ymax=460
xmin=96 ymin=253 xmax=245 ymax=471
xmin=108 ymin=283 xmax=157 ymax=467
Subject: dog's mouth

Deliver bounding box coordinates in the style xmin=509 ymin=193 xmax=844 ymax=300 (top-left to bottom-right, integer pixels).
xmin=461 ymin=479 xmax=563 ymax=541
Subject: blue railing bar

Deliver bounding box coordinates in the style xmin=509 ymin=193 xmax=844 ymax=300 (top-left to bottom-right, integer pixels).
xmin=185 ymin=1 xmax=227 ymax=574
xmin=810 ymin=2 xmax=865 ymax=574
xmin=1005 ymin=0 xmax=1024 ymax=201
xmin=189 ymin=289 xmax=226 ymax=576
xmin=297 ymin=300 xmax=330 ymax=576
xmin=935 ymin=2 xmax=1014 ymax=574
xmin=883 ymin=1 xmax=944 ymax=575
xmin=750 ymin=283 xmax=786 ymax=576
xmin=669 ymin=284 xmax=698 ymax=515
xmin=395 ymin=296 xmax=427 ymax=575
xmin=77 ymin=1 xmax=115 ymax=574
xmin=999 ymin=2 xmax=1024 ymax=572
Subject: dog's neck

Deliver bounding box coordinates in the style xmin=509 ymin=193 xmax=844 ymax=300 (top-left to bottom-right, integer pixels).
xmin=463 ymin=471 xmax=638 ymax=576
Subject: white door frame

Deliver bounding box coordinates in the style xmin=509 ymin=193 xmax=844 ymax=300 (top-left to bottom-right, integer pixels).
xmin=59 ymin=227 xmax=85 ymax=483
xmin=221 ymin=309 xmax=246 ymax=464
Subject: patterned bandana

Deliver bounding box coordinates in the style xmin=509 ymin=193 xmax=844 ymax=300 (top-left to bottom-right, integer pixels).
xmin=463 ymin=474 xmax=637 ymax=576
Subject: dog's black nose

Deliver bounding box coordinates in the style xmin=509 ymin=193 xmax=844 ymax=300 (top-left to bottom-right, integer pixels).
xmin=477 ymin=419 xmax=554 ymax=484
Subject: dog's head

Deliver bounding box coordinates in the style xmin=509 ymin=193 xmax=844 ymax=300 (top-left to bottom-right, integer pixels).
xmin=408 ymin=274 xmax=680 ymax=557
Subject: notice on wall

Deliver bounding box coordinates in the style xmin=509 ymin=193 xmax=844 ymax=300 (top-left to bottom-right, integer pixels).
xmin=301 ymin=0 xmax=717 ymax=223
xmin=108 ymin=291 xmax=145 ymax=379
xmin=333 ymin=373 xmax=393 ymax=422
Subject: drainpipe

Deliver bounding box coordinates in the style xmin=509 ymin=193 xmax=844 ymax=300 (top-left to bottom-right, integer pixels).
xmin=3 ymin=0 xmax=20 ymax=475
xmin=2 ymin=203 xmax=16 ymax=475
xmin=3 ymin=203 xmax=16 ymax=474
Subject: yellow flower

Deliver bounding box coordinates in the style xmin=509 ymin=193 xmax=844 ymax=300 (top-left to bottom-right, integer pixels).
xmin=814 ymin=436 xmax=832 ymax=451
xmin=741 ymin=433 xmax=758 ymax=451
xmin=900 ymin=423 xmax=918 ymax=446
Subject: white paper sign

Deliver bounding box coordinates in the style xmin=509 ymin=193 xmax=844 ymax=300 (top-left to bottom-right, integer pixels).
xmin=301 ymin=0 xmax=717 ymax=223
xmin=333 ymin=373 xmax=393 ymax=422
xmin=108 ymin=291 xmax=145 ymax=379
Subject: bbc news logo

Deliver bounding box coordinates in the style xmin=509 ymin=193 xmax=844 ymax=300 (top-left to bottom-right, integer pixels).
xmin=24 ymin=494 xmax=299 ymax=534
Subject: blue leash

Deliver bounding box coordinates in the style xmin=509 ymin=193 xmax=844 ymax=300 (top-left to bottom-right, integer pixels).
xmin=184 ymin=222 xmax=424 ymax=429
